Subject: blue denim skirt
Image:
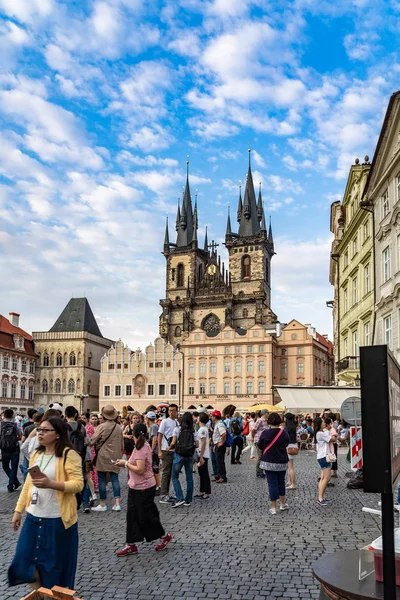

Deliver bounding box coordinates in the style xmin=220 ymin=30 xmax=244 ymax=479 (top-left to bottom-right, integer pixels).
xmin=8 ymin=513 xmax=78 ymax=589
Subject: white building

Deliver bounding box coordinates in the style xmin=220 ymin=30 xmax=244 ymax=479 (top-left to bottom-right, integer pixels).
xmin=0 ymin=312 xmax=37 ymax=414
xmin=99 ymin=337 xmax=183 ymax=413
xmin=364 ymin=91 xmax=400 ymax=357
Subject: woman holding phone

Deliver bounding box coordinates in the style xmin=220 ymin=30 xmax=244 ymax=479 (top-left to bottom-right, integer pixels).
xmin=115 ymin=423 xmax=172 ymax=556
xmin=8 ymin=417 xmax=84 ymax=591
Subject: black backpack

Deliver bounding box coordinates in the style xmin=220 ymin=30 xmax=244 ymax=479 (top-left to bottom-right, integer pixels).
xmin=67 ymin=422 xmax=86 ymax=460
xmin=0 ymin=422 xmax=19 ymax=452
xmin=175 ymin=429 xmax=196 ymax=457
xmin=231 ymin=419 xmax=242 ymax=436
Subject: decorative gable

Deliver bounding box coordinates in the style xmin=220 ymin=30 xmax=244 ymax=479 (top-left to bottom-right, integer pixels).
xmin=13 ymin=334 xmax=25 ymax=351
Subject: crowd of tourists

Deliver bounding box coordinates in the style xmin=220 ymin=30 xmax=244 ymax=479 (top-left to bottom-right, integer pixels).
xmin=0 ymin=402 xmax=348 ymax=592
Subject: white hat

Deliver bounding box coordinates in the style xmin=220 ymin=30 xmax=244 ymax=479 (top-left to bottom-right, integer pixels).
xmin=146 ymin=411 xmax=157 ymax=420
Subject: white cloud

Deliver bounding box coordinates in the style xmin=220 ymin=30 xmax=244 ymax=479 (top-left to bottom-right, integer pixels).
xmin=0 ymin=0 xmax=54 ymax=23
xmin=126 ymin=125 xmax=176 ymax=152
xmin=268 ymin=175 xmax=304 ymax=195
xmin=252 ymin=150 xmax=266 ymax=168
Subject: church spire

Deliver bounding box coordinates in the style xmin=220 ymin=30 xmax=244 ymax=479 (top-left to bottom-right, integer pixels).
xmin=225 ymin=205 xmax=232 ymax=243
xmin=175 ymin=198 xmax=180 ymax=232
xmin=238 ymin=153 xmax=260 ymax=237
xmin=191 ymin=193 xmax=198 ymax=247
xmin=204 ymin=226 xmax=208 ymax=252
xmin=257 ymin=182 xmax=263 ymax=222
xmin=268 ymin=216 xmax=274 ymax=251
xmin=237 ymin=185 xmax=242 ymax=223
xmin=163 ymin=216 xmax=170 ymax=254
xmin=176 ymin=159 xmax=194 ymax=247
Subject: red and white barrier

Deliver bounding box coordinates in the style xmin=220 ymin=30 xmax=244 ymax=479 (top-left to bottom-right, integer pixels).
xmin=350 ymin=426 xmax=363 ymax=470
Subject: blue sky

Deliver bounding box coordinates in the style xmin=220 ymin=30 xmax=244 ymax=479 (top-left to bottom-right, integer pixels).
xmin=1 ymin=0 xmax=400 ymax=349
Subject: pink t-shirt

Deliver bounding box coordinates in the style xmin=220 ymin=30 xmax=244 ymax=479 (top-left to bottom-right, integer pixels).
xmin=128 ymin=443 xmax=156 ymax=490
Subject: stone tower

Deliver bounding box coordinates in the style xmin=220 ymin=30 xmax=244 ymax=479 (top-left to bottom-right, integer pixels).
xmin=159 ymin=154 xmax=276 ymax=345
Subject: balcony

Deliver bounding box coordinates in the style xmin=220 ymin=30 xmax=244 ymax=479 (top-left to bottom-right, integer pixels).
xmin=336 ymin=356 xmax=359 ymax=374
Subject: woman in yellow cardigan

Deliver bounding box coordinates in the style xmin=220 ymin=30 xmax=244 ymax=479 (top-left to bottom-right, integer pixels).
xmin=8 ymin=417 xmax=84 ymax=590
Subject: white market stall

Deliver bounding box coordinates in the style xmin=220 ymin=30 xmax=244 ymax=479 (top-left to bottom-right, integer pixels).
xmin=272 ymin=385 xmax=360 ymax=414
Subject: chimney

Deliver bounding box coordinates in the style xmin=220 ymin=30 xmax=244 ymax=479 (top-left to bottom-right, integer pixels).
xmin=9 ymin=312 xmax=20 ymax=327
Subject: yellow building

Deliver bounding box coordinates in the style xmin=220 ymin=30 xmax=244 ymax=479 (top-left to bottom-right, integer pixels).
xmin=181 ymin=320 xmax=333 ymax=411
xmin=329 ymin=158 xmax=373 ymax=384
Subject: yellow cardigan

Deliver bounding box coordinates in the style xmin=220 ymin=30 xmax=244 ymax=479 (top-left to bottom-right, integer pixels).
xmin=15 ymin=447 xmax=84 ymax=529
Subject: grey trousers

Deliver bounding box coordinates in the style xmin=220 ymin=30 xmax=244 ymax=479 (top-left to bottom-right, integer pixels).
xmin=161 ymin=451 xmax=174 ymax=496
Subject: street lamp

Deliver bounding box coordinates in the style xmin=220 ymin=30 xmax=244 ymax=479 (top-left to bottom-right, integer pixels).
xmin=74 ymin=394 xmax=89 ymax=414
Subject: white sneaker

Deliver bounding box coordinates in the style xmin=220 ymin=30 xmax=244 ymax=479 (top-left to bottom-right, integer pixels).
xmin=91 ymin=505 xmax=107 ymax=512
xmin=112 ymin=505 xmax=121 ymax=511
xmin=269 ymin=508 xmax=277 ymax=515
xmin=91 ymin=493 xmax=98 ymax=501
xmin=280 ymin=504 xmax=289 ymax=511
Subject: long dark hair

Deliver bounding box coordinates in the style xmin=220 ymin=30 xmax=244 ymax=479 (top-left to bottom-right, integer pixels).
xmin=37 ymin=417 xmax=73 ymax=458
xmin=285 ymin=412 xmax=296 ymax=434
xmin=133 ymin=423 xmax=147 ymax=450
xmin=180 ymin=411 xmax=194 ymax=431
xmin=314 ymin=417 xmax=323 ymax=439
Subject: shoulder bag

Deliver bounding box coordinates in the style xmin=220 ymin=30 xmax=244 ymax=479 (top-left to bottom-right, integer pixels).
xmin=260 ymin=428 xmax=284 ymax=470
xmin=93 ymin=424 xmax=117 ymax=467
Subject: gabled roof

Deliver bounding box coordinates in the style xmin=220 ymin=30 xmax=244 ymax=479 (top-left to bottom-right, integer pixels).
xmin=49 ymin=298 xmax=103 ymax=337
xmin=363 ymin=90 xmax=400 ymax=199
xmin=0 ymin=315 xmax=32 ymax=340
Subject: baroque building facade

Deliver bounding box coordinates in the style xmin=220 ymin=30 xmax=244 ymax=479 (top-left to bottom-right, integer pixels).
xmin=329 ymin=157 xmax=373 ymax=384
xmin=181 ymin=320 xmax=333 ymax=411
xmin=33 ymin=298 xmax=113 ymax=412
xmin=363 ymin=90 xmax=400 ymax=360
xmin=99 ymin=337 xmax=183 ymax=413
xmin=0 ymin=312 xmax=37 ymax=413
xmin=159 ymin=154 xmax=276 ymax=347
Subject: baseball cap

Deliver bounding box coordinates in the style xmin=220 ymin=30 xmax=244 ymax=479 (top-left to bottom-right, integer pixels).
xmin=210 ymin=410 xmax=222 ymax=418
xmin=146 ymin=411 xmax=157 ymax=420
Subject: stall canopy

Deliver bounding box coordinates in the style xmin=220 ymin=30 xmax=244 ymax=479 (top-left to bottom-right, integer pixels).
xmin=272 ymin=385 xmax=360 ymax=413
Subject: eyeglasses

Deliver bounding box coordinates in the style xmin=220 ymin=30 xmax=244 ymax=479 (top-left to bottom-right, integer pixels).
xmin=37 ymin=428 xmax=56 ymax=433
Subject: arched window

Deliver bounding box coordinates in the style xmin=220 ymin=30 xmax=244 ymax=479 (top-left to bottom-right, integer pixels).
xmin=68 ymin=379 xmax=75 ymax=393
xmin=43 ymin=353 xmax=49 ymax=367
xmin=69 ymin=352 xmax=76 ymax=366
xmin=177 ymin=263 xmax=184 ymax=287
xmin=87 ymin=380 xmax=91 ymax=395
xmin=88 ymin=353 xmax=92 ymax=368
xmin=56 ymin=353 xmax=62 ymax=366
xmin=50 ymin=352 xmax=54 ymax=365
xmin=49 ymin=379 xmax=53 ymax=392
xmin=243 ymin=308 xmax=248 ymax=318
xmin=198 ymin=264 xmax=203 ymax=283
xmin=242 ymin=255 xmax=251 ymax=279
xmin=77 ymin=351 xmax=81 ymax=365
xmin=77 ymin=378 xmax=81 ymax=391
xmin=175 ymin=326 xmax=182 ymax=337
xmin=42 ymin=379 xmax=48 ymax=393
xmin=55 ymin=379 xmax=61 ymax=393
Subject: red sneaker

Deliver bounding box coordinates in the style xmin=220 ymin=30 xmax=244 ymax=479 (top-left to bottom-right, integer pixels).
xmin=116 ymin=544 xmax=138 ymax=557
xmin=155 ymin=533 xmax=172 ymax=551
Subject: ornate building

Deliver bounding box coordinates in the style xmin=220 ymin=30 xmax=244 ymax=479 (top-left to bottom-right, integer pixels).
xmin=33 ymin=298 xmax=113 ymax=412
xmin=363 ymin=90 xmax=400 ymax=360
xmin=329 ymin=157 xmax=372 ymax=384
xmin=99 ymin=337 xmax=183 ymax=413
xmin=0 ymin=312 xmax=37 ymax=414
xmin=159 ymin=153 xmax=277 ymax=345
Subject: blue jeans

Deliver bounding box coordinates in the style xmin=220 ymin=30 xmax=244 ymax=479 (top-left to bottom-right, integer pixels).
xmin=98 ymin=471 xmax=120 ymax=502
xmin=172 ymin=455 xmax=194 ymax=502
xmin=265 ymin=469 xmax=286 ymax=501
xmin=211 ymin=446 xmax=217 ymax=475
xmin=20 ymin=456 xmax=29 ymax=481
xmin=2 ymin=451 xmax=20 ymax=491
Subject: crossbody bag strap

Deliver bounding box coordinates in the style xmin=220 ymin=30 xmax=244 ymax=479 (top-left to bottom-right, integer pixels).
xmin=95 ymin=423 xmax=117 ymax=455
xmin=262 ymin=428 xmax=284 ymax=458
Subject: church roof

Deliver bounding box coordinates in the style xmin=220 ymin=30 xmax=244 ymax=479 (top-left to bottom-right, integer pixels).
xmin=49 ymin=298 xmax=103 ymax=337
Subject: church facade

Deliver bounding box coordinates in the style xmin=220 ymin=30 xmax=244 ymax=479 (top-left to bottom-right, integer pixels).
xmin=159 ymin=153 xmax=277 ymax=346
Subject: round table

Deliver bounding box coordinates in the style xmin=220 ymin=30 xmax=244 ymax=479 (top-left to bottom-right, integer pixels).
xmin=313 ymin=550 xmax=400 ymax=599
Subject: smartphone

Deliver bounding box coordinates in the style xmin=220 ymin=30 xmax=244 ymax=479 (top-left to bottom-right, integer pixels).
xmin=28 ymin=466 xmax=43 ymax=478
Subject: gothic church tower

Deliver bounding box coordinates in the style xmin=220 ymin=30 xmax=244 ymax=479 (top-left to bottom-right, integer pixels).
xmin=159 ymin=154 xmax=276 ymax=345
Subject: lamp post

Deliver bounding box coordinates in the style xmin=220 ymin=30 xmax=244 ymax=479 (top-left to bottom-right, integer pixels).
xmin=74 ymin=394 xmax=89 ymax=414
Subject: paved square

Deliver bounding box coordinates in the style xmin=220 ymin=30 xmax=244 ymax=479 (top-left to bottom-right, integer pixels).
xmin=0 ymin=449 xmax=382 ymax=600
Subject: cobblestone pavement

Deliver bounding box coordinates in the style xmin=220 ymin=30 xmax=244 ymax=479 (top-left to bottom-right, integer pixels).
xmin=0 ymin=449 xmax=382 ymax=600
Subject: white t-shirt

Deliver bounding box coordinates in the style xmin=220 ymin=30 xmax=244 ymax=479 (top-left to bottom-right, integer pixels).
xmin=197 ymin=426 xmax=210 ymax=459
xmin=27 ymin=454 xmax=61 ymax=518
xmin=159 ymin=418 xmax=179 ymax=451
xmin=316 ymin=430 xmax=331 ymax=460
xmin=213 ymin=421 xmax=227 ymax=444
